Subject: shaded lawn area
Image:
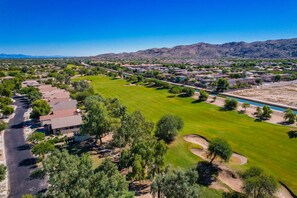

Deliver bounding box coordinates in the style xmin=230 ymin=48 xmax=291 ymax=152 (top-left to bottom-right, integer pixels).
xmin=75 ymin=75 xmax=297 ymax=194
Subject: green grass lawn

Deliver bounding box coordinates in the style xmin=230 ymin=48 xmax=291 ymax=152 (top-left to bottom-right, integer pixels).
xmin=76 ymin=75 xmax=297 ymax=194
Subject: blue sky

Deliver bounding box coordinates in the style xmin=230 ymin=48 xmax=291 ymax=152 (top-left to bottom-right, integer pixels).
xmin=0 ymin=0 xmax=297 ymax=56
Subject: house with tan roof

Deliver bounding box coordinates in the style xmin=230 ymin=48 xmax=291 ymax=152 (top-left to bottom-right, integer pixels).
xmin=38 ymin=84 xmax=82 ymax=135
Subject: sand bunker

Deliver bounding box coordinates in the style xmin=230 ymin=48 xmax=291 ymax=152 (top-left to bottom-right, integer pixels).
xmin=184 ymin=134 xmax=294 ymax=197
xmin=184 ymin=135 xmax=247 ymax=165
xmin=124 ymin=83 xmax=137 ymax=86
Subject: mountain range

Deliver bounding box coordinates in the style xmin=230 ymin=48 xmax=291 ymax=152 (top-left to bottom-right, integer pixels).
xmin=0 ymin=53 xmax=66 ymax=59
xmin=94 ymin=38 xmax=297 ymax=63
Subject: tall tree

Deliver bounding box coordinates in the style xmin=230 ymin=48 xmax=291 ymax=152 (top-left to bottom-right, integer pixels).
xmin=199 ymin=90 xmax=209 ymax=101
xmin=151 ymin=169 xmax=217 ymax=198
xmin=31 ymin=99 xmax=50 ymax=118
xmin=81 ymin=104 xmax=120 ymax=144
xmin=32 ymin=141 xmax=55 ymax=159
xmin=224 ymin=98 xmax=238 ymax=111
xmin=113 ymin=111 xmax=154 ymax=147
xmin=242 ymin=166 xmax=278 ymax=198
xmin=216 ymin=78 xmax=229 ymax=92
xmin=208 ymin=138 xmax=232 ymax=163
xmin=283 ymin=108 xmax=296 ymax=124
xmin=43 ymin=150 xmax=133 ymax=198
xmin=155 ymin=114 xmax=184 ymax=143
xmin=242 ymin=102 xmax=250 ymax=112
xmin=261 ymin=106 xmax=272 ymax=120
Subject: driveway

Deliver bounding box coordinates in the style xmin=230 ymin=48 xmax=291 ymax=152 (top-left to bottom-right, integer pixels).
xmin=4 ymin=96 xmax=47 ymax=197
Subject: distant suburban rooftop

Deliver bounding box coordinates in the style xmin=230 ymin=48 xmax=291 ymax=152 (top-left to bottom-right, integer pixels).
xmin=40 ymin=108 xmax=78 ymax=122
xmin=51 ymin=114 xmax=82 ymax=130
xmin=51 ymin=100 xmax=78 ymax=111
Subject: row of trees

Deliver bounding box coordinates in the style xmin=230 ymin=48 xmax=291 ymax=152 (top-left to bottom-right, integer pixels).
xmin=42 ymin=150 xmax=133 ymax=197
xmin=0 ymin=78 xmax=21 ymax=118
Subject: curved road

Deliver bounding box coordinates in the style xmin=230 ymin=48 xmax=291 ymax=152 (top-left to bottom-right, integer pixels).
xmin=4 ymin=96 xmax=47 ymax=197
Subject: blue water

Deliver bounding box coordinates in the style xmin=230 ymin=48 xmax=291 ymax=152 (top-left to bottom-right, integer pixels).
xmin=194 ymin=90 xmax=297 ymax=114
xmin=226 ymin=96 xmax=297 ymax=114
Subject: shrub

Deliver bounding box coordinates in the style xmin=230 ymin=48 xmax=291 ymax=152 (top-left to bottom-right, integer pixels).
xmin=224 ymin=98 xmax=238 ymax=110
xmin=169 ymin=86 xmax=183 ymax=94
xmin=0 ymin=122 xmax=7 ymax=131
xmin=155 ymin=114 xmax=184 ymax=143
xmin=198 ymin=90 xmax=209 ymax=101
xmin=31 ymin=100 xmax=50 ymax=118
xmin=183 ymin=87 xmax=195 ymax=97
xmin=0 ymin=164 xmax=6 ymax=182
xmin=2 ymin=105 xmax=14 ymax=116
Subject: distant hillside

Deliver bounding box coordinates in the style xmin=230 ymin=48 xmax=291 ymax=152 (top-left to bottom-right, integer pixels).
xmin=94 ymin=38 xmax=297 ymax=63
xmin=0 ymin=53 xmax=66 ymax=59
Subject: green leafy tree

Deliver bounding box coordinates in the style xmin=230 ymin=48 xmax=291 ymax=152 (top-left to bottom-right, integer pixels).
xmin=183 ymin=87 xmax=195 ymax=97
xmin=0 ymin=122 xmax=7 ymax=131
xmin=1 ymin=87 xmax=12 ymax=97
xmin=131 ymin=154 xmax=146 ymax=181
xmin=72 ymin=80 xmax=91 ymax=92
xmin=242 ymin=102 xmax=250 ymax=112
xmin=31 ymin=100 xmax=50 ymax=118
xmin=81 ymin=104 xmax=120 ymax=144
xmin=2 ymin=105 xmax=14 ymax=116
xmin=150 ymin=140 xmax=167 ymax=177
xmin=261 ymin=106 xmax=272 ymax=120
xmin=224 ymin=98 xmax=238 ymax=111
xmin=242 ymin=167 xmax=278 ymax=198
xmin=208 ymin=138 xmax=232 ymax=163
xmin=32 ymin=141 xmax=55 ymax=159
xmin=0 ymin=97 xmax=13 ymax=105
xmin=43 ymin=150 xmax=133 ymax=198
xmin=199 ymin=90 xmax=209 ymax=101
xmin=169 ymin=86 xmax=183 ymax=94
xmin=113 ymin=111 xmax=154 ymax=147
xmin=255 ymin=107 xmax=263 ymax=117
xmin=274 ymin=74 xmax=281 ymax=82
xmin=151 ymin=169 xmax=217 ymax=198
xmin=283 ymin=108 xmax=296 ymax=124
xmin=155 ymin=114 xmax=184 ymax=143
xmin=27 ymin=90 xmax=42 ymax=102
xmin=84 ymin=95 xmax=104 ymax=111
xmin=216 ymin=78 xmax=229 ymax=92
xmin=27 ymin=132 xmax=45 ymax=144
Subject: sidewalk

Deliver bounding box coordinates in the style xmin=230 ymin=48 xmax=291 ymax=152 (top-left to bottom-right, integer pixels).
xmin=0 ymin=130 xmax=8 ymax=197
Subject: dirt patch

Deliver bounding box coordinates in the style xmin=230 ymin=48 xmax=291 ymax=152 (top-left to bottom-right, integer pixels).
xmin=230 ymin=81 xmax=297 ymax=107
xmin=102 ymin=133 xmax=113 ymax=143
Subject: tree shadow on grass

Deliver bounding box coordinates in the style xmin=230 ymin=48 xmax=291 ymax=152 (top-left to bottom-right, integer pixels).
xmin=219 ymin=107 xmax=230 ymax=112
xmin=167 ymin=95 xmax=175 ymax=98
xmin=254 ymin=118 xmax=262 ymax=122
xmin=238 ymin=110 xmax=245 ymax=114
xmin=191 ymin=100 xmax=205 ymax=104
xmin=66 ymin=141 xmax=94 ymax=155
xmin=156 ymin=87 xmax=167 ymax=90
xmin=287 ymin=131 xmax=297 ymax=139
xmin=196 ymin=161 xmax=220 ymax=186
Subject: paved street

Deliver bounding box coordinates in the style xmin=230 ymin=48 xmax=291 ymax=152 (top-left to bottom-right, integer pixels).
xmin=4 ymin=96 xmax=47 ymax=198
